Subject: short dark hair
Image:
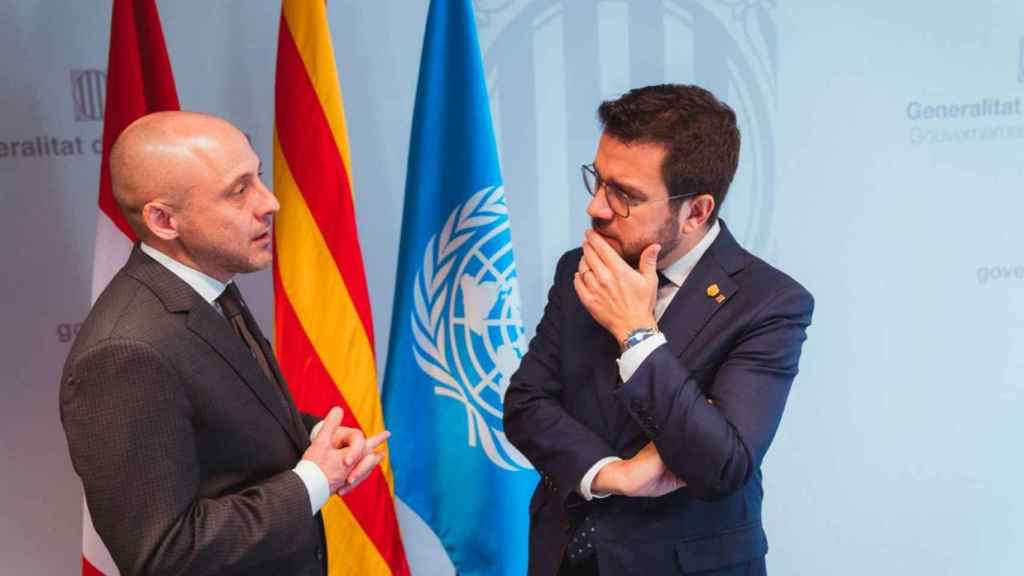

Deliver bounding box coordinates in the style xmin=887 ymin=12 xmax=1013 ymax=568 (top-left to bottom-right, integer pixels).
xmin=597 ymin=84 xmax=740 ymax=221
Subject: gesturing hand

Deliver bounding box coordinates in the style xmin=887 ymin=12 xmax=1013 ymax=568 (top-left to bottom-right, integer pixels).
xmin=592 ymin=442 xmax=687 ymax=498
xmin=302 ymin=407 xmax=360 ymax=494
xmin=333 ymin=428 xmax=390 ymax=497
xmin=574 ymin=230 xmax=661 ymax=344
xmin=303 ymin=407 xmax=390 ymax=496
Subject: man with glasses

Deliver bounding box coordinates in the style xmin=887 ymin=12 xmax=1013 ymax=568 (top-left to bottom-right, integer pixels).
xmin=504 ymin=84 xmax=814 ymax=575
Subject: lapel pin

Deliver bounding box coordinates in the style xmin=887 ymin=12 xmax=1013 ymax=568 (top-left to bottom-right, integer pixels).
xmin=715 ymin=294 xmax=726 ymax=304
xmin=706 ymin=284 xmax=720 ymax=298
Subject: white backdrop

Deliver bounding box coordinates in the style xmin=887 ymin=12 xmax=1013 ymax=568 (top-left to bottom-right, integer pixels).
xmin=1 ymin=1 xmax=1022 ymax=574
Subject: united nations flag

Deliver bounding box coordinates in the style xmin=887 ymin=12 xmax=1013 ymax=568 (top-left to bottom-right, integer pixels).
xmin=381 ymin=0 xmax=536 ymax=574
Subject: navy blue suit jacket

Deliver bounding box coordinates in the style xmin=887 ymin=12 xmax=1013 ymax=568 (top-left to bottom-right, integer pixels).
xmin=504 ymin=222 xmax=813 ymax=575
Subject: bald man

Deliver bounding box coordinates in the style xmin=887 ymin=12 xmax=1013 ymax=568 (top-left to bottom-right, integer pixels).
xmin=60 ymin=112 xmax=385 ymax=576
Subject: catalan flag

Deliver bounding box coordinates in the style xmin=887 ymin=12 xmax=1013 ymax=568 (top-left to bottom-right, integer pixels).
xmin=272 ymin=3 xmax=409 ymax=576
xmin=85 ymin=1 xmax=179 ymax=574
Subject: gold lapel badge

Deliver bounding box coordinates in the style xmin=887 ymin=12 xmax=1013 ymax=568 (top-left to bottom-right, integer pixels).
xmin=707 ymin=283 xmax=726 ymax=304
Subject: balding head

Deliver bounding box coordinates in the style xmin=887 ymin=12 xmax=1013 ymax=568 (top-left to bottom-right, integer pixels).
xmin=110 ymin=111 xmax=247 ymax=239
xmin=109 ymin=111 xmax=279 ymax=282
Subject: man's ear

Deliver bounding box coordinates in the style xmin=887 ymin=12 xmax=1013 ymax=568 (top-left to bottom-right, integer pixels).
xmin=681 ymin=194 xmax=715 ymax=233
xmin=141 ymin=201 xmax=180 ymax=241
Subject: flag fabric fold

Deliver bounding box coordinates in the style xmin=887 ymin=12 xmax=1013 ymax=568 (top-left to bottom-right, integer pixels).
xmin=273 ymin=2 xmax=410 ymax=576
xmin=85 ymin=1 xmax=180 ymax=574
xmin=382 ymin=0 xmax=537 ymax=574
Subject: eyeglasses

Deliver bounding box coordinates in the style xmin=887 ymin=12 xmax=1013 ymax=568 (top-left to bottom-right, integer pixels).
xmin=581 ymin=163 xmax=697 ymax=218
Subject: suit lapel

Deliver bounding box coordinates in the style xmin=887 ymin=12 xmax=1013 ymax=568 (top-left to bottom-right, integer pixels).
xmin=124 ymin=246 xmax=307 ymax=453
xmin=186 ymin=306 xmax=307 ymax=452
xmin=659 ymin=222 xmax=747 ymax=359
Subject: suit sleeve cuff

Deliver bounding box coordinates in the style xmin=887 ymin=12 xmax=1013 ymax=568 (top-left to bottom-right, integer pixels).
xmin=578 ymin=456 xmax=623 ymax=501
xmin=293 ymin=460 xmax=331 ymax=515
xmin=616 ymin=334 xmax=667 ymax=382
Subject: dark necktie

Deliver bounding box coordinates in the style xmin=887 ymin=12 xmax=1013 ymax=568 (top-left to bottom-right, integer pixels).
xmin=657 ymin=271 xmax=674 ymax=289
xmin=217 ymin=283 xmax=290 ymax=413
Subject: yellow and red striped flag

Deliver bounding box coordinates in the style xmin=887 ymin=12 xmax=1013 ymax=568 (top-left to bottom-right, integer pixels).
xmin=272 ymin=3 xmax=410 ymax=576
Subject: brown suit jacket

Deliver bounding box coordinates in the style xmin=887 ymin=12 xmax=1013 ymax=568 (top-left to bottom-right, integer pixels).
xmin=61 ymin=247 xmax=326 ymax=576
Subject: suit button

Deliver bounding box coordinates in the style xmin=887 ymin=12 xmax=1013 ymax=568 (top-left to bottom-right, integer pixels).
xmin=314 ymin=546 xmax=324 ymax=562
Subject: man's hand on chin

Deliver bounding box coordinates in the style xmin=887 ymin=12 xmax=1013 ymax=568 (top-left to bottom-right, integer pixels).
xmin=592 ymin=442 xmax=687 ymax=498
xmin=573 ymin=230 xmax=660 ymax=344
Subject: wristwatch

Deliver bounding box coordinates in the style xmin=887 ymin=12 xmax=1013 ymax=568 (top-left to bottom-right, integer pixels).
xmin=621 ymin=327 xmax=660 ymax=351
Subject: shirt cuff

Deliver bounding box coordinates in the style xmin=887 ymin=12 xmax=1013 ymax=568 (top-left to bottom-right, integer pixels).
xmin=616 ymin=333 xmax=667 ymax=382
xmin=293 ymin=460 xmax=331 ymax=515
xmin=578 ymin=456 xmax=623 ymax=501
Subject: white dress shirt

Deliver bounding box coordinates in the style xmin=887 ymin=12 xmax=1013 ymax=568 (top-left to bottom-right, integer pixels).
xmin=577 ymin=220 xmax=721 ymax=500
xmin=139 ymin=243 xmax=330 ymax=515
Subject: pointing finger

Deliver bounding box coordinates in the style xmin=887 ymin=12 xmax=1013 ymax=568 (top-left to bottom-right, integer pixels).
xmin=364 ymin=431 xmax=391 ymax=452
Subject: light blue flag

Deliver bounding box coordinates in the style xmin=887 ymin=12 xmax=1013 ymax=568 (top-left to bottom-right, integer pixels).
xmin=382 ymin=0 xmax=537 ymax=574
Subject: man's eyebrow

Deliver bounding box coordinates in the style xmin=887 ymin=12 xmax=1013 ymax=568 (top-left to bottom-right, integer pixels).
xmin=610 ymin=179 xmax=646 ymax=198
xmin=224 ymin=171 xmax=253 ymax=194
xmin=594 ymin=165 xmax=643 ymax=197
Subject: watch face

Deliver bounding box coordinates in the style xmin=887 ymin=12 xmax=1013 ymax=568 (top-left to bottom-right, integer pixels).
xmin=623 ymin=328 xmax=659 ymax=349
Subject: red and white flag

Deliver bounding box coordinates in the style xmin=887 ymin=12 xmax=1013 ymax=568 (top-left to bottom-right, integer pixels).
xmin=83 ymin=1 xmax=178 ymax=573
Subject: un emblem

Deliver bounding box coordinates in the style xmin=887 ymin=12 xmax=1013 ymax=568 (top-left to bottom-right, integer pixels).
xmin=411 ymin=186 xmax=533 ymax=471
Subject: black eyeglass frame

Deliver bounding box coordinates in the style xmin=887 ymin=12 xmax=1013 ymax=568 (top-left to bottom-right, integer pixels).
xmin=581 ymin=163 xmax=699 ymax=218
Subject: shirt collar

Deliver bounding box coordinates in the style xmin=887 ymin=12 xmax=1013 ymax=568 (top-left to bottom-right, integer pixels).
xmin=658 ymin=219 xmax=721 ymax=288
xmin=139 ymin=242 xmax=228 ymax=305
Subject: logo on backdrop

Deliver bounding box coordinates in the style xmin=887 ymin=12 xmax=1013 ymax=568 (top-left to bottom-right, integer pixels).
xmin=905 ymin=97 xmax=1023 ymax=144
xmin=411 ymin=186 xmax=532 ymax=471
xmin=0 ymin=69 xmax=105 ymax=161
xmin=478 ymin=0 xmax=778 ymax=256
xmin=903 ymin=37 xmax=1024 ymax=144
xmin=70 ymin=69 xmax=106 ymax=122
xmin=977 ymin=264 xmax=1024 ymax=285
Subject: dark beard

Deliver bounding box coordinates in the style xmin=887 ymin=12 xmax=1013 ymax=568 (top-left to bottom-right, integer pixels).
xmin=591 ymin=211 xmax=682 ymax=268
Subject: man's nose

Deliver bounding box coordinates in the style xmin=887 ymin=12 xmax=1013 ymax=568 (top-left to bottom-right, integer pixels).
xmin=586 ymin=184 xmax=614 ymax=220
xmin=257 ymin=180 xmax=280 ymax=216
